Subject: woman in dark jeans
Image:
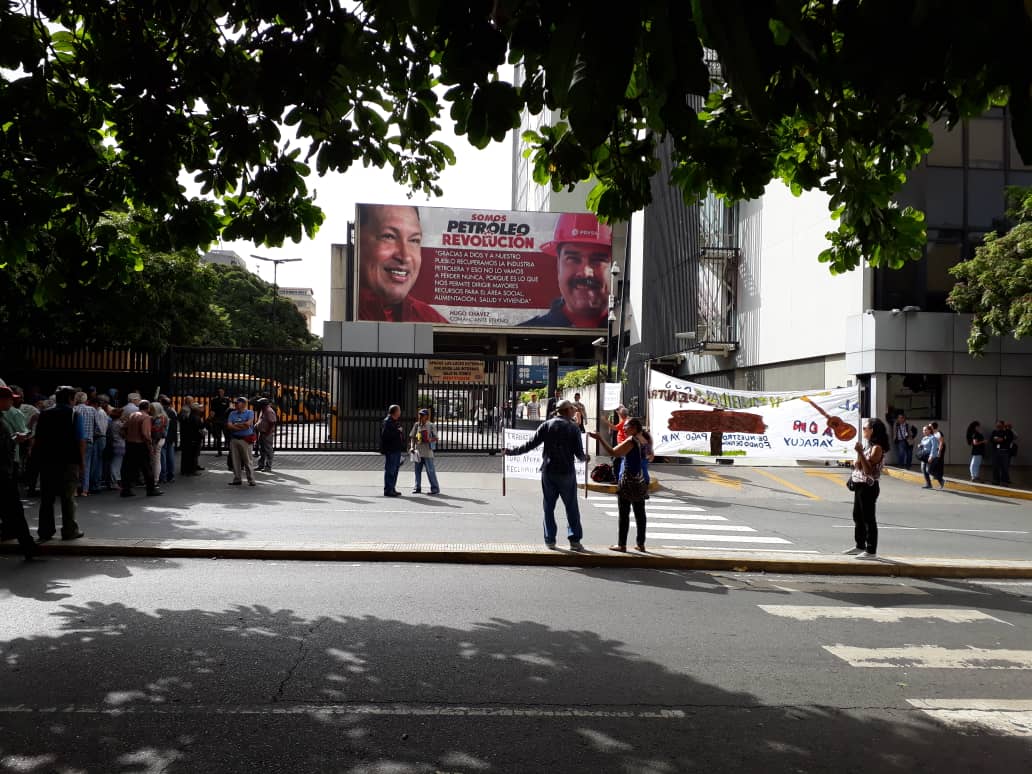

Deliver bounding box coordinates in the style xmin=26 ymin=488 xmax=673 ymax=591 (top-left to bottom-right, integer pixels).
xmin=844 ymin=417 xmax=889 ymax=559
xmin=590 ymin=417 xmax=648 ymax=552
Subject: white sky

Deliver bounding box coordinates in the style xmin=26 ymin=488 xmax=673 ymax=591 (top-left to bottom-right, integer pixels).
xmin=212 ymin=124 xmax=516 ymax=333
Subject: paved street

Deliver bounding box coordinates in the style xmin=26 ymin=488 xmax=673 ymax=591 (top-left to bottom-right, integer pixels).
xmin=4 ymin=453 xmax=1028 ymax=562
xmin=2 ymin=560 xmax=1030 ymax=772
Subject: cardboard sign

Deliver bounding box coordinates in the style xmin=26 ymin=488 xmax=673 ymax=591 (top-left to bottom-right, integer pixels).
xmin=602 ymin=382 xmax=622 ymax=410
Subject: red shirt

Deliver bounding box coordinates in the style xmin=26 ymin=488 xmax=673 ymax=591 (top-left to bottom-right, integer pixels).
xmin=615 ymin=419 xmax=627 ymax=444
xmin=358 ymin=289 xmax=448 ymax=323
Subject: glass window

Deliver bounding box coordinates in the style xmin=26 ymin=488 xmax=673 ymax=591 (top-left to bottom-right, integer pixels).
xmin=968 ymin=118 xmax=1004 ymax=168
xmin=967 ymin=170 xmax=1006 ymax=228
xmin=1009 ymin=130 xmax=1032 ymax=169
xmin=1007 ymin=170 xmax=1032 ymax=189
xmin=925 ymin=168 xmax=964 ymax=227
xmin=928 ymin=119 xmax=965 ymax=167
xmin=926 ymin=119 xmax=963 ymax=166
xmin=875 ymin=259 xmax=923 ymax=311
xmin=926 ymin=241 xmax=964 ymax=295
xmin=886 ymin=374 xmax=943 ymax=422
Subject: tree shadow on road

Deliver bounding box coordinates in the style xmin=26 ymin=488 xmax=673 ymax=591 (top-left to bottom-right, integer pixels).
xmin=2 ymin=596 xmax=1029 ymax=772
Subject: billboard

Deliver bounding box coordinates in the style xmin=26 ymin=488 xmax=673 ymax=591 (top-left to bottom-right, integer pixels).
xmin=648 ymin=371 xmax=861 ymax=460
xmin=355 ymin=204 xmax=612 ymax=329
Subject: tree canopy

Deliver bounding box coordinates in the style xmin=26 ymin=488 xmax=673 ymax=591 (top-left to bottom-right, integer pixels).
xmin=2 ymin=1 xmax=1031 ymax=304
xmin=0 ymin=210 xmax=317 ymax=351
xmin=948 ymin=187 xmax=1032 ymax=353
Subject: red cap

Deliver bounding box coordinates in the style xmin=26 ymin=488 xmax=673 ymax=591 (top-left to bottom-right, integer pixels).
xmin=540 ymin=213 xmax=613 ymax=256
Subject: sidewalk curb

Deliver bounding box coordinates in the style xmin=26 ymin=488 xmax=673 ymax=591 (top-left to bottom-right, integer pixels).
xmin=6 ymin=541 xmax=1031 ymax=579
xmin=883 ymin=468 xmax=1032 ymax=500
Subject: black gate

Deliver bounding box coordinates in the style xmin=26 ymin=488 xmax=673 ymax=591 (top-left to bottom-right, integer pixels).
xmin=166 ymin=348 xmax=518 ymax=453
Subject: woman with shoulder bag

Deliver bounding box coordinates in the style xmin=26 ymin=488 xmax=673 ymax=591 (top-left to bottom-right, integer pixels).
xmin=844 ymin=417 xmax=889 ymax=559
xmin=918 ymin=424 xmax=943 ymax=489
xmin=589 ymin=417 xmax=650 ymax=553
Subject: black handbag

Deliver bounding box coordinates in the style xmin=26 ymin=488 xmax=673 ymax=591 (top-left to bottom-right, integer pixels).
xmin=915 ymin=445 xmax=930 ymax=462
xmin=617 ymin=472 xmax=649 ymax=502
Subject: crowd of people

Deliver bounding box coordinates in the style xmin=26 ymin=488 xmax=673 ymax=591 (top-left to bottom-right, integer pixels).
xmin=0 ymin=382 xmax=279 ymax=560
xmin=888 ymin=410 xmax=1019 ymax=487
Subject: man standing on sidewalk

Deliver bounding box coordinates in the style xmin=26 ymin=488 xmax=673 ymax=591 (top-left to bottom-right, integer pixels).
xmin=990 ymin=420 xmax=1015 ymax=486
xmin=893 ymin=413 xmax=915 ymax=469
xmin=504 ymin=400 xmax=589 ymax=551
xmin=255 ymin=398 xmax=278 ymax=473
xmin=0 ymin=386 xmax=38 ymax=558
xmin=380 ymin=404 xmax=405 ymax=497
xmin=210 ymin=387 xmax=231 ymax=457
xmin=226 ymin=397 xmax=256 ymax=486
xmin=121 ymin=400 xmax=163 ymax=498
xmin=33 ymin=386 xmax=86 ymax=540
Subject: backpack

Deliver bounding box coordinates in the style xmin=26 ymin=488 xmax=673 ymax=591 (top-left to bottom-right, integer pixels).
xmin=591 ymin=463 xmax=615 ymax=483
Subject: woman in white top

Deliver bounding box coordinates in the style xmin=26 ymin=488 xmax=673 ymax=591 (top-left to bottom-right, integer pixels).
xmin=845 ymin=417 xmax=889 ymax=559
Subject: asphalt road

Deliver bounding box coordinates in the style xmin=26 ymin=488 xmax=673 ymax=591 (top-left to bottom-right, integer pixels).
xmin=2 ymin=559 xmax=1030 ymax=772
xmin=10 ymin=454 xmax=1029 ymax=561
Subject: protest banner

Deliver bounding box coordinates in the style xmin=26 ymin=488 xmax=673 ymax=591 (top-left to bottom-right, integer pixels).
xmin=648 ymin=371 xmax=860 ymax=460
xmin=502 ymin=427 xmax=588 ymax=494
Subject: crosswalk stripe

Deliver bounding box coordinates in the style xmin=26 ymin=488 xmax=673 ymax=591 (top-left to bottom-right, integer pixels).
xmin=907 ymin=699 xmax=1032 ymax=737
xmin=602 ymin=511 xmax=730 ymax=524
xmin=603 ymin=511 xmax=728 ymax=521
xmin=715 ymin=579 xmax=930 ymax=595
xmin=645 ymin=524 xmax=757 ymax=532
xmin=636 ymin=505 xmax=708 ymax=511
xmin=823 ymin=645 xmax=1032 ymax=669
xmin=647 ymin=534 xmax=791 ymax=544
xmin=759 ymin=606 xmax=1008 ymax=624
xmin=672 ymin=547 xmax=820 ymax=554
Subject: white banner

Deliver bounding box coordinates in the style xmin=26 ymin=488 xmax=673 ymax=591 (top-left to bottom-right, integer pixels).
xmin=602 ymin=382 xmax=622 ymax=410
xmin=648 ymin=371 xmax=860 ymax=460
xmin=503 ymin=427 xmax=588 ymax=483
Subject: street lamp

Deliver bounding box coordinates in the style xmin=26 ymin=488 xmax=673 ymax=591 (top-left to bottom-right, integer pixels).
xmin=252 ymin=254 xmax=302 ymax=340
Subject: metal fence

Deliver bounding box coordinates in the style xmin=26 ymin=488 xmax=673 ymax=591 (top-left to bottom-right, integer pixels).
xmin=166 ymin=348 xmax=518 ymax=453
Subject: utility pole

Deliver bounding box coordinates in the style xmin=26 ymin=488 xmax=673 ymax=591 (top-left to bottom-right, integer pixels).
xmin=252 ymin=254 xmax=302 ymax=345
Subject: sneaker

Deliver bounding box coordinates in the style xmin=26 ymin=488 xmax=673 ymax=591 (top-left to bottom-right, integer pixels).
xmin=857 ymin=551 xmax=878 ymax=559
xmin=938 ymin=483 xmax=946 ymax=489
xmin=569 ymin=541 xmax=585 ymax=551
xmin=545 ymin=542 xmax=557 ymax=549
xmin=229 ymin=481 xmax=242 ymax=486
xmin=146 ymin=489 xmax=163 ymax=497
xmin=429 ymin=490 xmax=441 ymax=495
xmin=412 ymin=489 xmax=421 ymax=494
xmin=61 ymin=530 xmax=85 ymax=541
xmin=842 ymin=547 xmax=864 ymax=555
xmin=384 ymin=491 xmax=402 ymax=497
xmin=921 ymin=485 xmax=932 ymax=489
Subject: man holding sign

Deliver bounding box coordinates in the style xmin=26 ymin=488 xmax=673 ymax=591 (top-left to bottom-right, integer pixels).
xmin=504 ymin=400 xmax=589 ymax=551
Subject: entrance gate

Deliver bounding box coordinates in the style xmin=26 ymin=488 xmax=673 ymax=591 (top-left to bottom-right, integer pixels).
xmin=167 ymin=348 xmax=518 ymax=453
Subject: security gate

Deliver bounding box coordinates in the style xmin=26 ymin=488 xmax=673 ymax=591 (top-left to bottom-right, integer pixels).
xmin=166 ymin=348 xmax=518 ymax=453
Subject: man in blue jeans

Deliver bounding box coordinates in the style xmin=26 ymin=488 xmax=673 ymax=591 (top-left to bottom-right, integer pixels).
xmin=380 ymin=404 xmax=405 ymax=497
xmin=505 ymin=400 xmax=589 ymax=550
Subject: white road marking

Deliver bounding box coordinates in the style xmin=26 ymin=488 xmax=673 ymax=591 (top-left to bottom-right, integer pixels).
xmin=647 ymin=534 xmax=792 ymax=544
xmin=670 ymin=547 xmax=820 ymax=554
xmin=644 ymin=524 xmax=758 ymax=532
xmin=907 ymin=699 xmax=1032 ymax=737
xmin=635 ymin=505 xmax=708 ymax=512
xmin=823 ymin=645 xmax=1032 ymax=669
xmin=831 ymin=526 xmax=1028 ymax=534
xmin=758 ymin=606 xmax=1009 ymax=624
xmin=603 ymin=512 xmax=728 ymax=521
xmin=301 ymin=509 xmax=511 ymax=516
xmin=715 ymin=579 xmax=930 ymax=595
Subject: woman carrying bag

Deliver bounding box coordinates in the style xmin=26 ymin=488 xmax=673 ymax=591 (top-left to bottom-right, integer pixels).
xmin=589 ymin=417 xmax=649 ymax=553
xmin=844 ymin=417 xmax=889 ymax=559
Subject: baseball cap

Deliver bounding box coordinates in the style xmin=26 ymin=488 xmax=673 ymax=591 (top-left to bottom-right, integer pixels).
xmin=234 ymin=396 xmax=247 ymax=404
xmin=0 ymin=386 xmax=13 ymax=400
xmin=418 ymin=408 xmax=430 ymax=415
